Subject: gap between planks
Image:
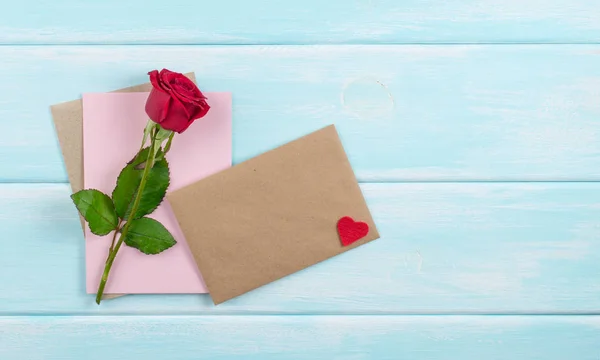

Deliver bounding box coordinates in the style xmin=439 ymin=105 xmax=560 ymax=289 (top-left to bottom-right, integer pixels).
xmin=2 ymin=42 xmax=600 ymax=46
xmin=3 ymin=312 xmax=600 ymax=317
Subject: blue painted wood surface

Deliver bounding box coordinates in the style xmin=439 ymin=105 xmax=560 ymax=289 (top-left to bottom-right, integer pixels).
xmin=2 ymin=316 xmax=600 ymax=360
xmin=4 ymin=46 xmax=600 ymax=182
xmin=2 ymin=182 xmax=600 ymax=315
xmin=1 ymin=1 xmax=600 ymax=359
xmin=1 ymin=1 xmax=600 ymax=44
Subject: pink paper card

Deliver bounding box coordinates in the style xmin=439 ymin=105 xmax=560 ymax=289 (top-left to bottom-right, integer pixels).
xmin=83 ymin=92 xmax=232 ymax=293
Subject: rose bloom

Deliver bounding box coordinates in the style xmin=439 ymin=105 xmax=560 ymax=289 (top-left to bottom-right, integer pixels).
xmin=145 ymin=69 xmax=210 ymax=133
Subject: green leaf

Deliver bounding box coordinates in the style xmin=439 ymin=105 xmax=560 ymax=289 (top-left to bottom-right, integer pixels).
xmin=123 ymin=217 xmax=177 ymax=255
xmin=155 ymin=126 xmax=172 ymax=142
xmin=112 ymin=147 xmax=170 ymax=220
xmin=163 ymin=132 xmax=175 ymax=155
xmin=141 ymin=120 xmax=156 ymax=148
xmin=151 ymin=126 xmax=173 ymax=166
xmin=70 ymin=189 xmax=118 ymax=236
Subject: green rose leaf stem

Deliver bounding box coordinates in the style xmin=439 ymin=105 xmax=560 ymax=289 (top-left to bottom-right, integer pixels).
xmin=71 ymin=121 xmax=176 ymax=305
xmin=94 ymin=124 xmax=174 ymax=304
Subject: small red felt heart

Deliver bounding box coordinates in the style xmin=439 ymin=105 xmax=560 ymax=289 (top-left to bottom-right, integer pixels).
xmin=337 ymin=216 xmax=369 ymax=246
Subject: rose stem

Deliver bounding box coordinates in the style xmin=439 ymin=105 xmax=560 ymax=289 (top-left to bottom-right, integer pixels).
xmin=95 ymin=130 xmax=159 ymax=305
xmin=108 ymin=220 xmax=123 ymax=255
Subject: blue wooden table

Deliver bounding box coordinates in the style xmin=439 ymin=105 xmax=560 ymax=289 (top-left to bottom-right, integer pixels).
xmin=2 ymin=1 xmax=600 ymax=359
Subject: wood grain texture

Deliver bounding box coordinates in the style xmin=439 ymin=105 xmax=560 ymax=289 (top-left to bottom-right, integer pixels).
xmin=2 ymin=0 xmax=600 ymax=44
xmin=2 ymin=182 xmax=599 ymax=315
xmin=3 ymin=45 xmax=600 ymax=182
xmin=3 ymin=1 xmax=599 ymax=357
xmin=2 ymin=315 xmax=600 ymax=360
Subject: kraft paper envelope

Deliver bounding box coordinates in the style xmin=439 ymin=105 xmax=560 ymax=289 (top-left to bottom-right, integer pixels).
xmin=168 ymin=125 xmax=380 ymax=304
xmin=49 ymin=73 xmax=197 ymax=298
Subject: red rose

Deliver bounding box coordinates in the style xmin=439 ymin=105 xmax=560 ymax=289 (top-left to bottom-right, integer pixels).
xmin=145 ymin=69 xmax=210 ymax=133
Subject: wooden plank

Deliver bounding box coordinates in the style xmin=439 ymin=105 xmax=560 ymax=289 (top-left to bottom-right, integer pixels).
xmin=1 ymin=315 xmax=599 ymax=359
xmin=3 ymin=45 xmax=600 ymax=182
xmin=2 ymin=1 xmax=600 ymax=44
xmin=2 ymin=182 xmax=599 ymax=315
